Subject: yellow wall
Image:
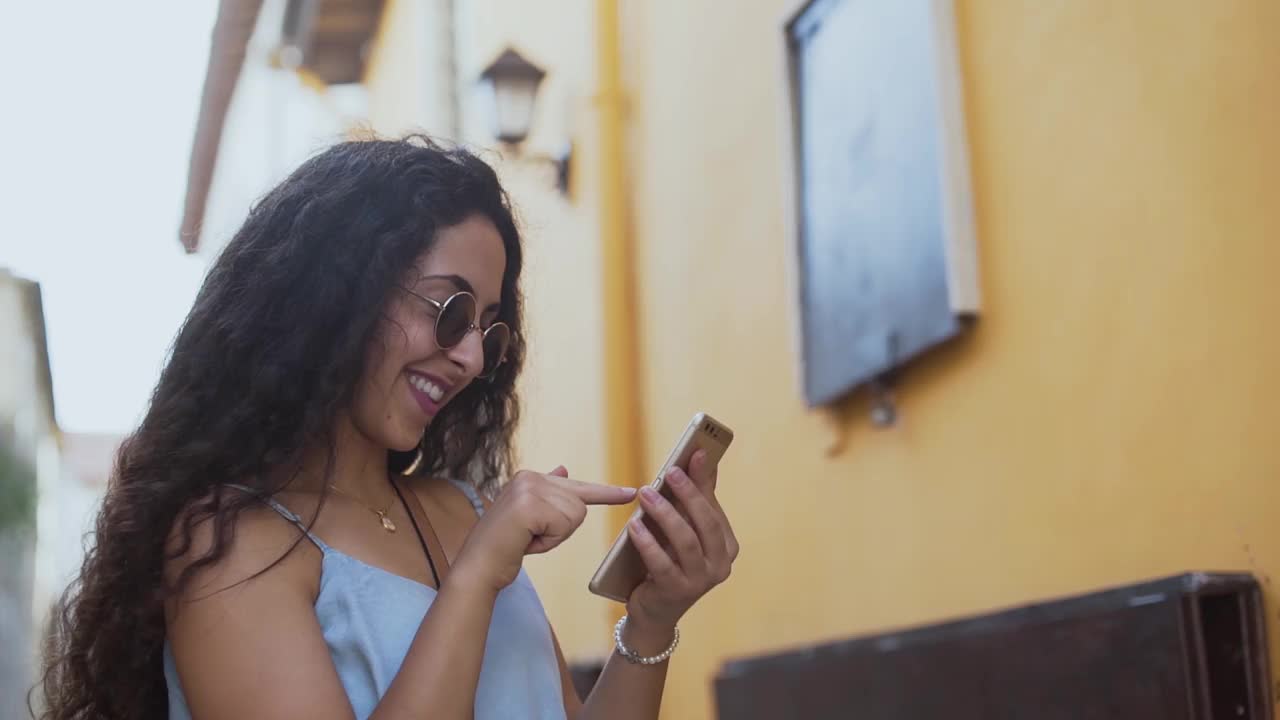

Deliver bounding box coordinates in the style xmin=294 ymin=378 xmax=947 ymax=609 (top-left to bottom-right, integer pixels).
xmin=621 ymin=0 xmax=1280 ymax=717
xmin=367 ymin=0 xmax=1280 ymax=718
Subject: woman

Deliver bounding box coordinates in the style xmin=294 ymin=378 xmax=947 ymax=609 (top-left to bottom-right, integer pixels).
xmin=39 ymin=136 xmax=737 ymax=719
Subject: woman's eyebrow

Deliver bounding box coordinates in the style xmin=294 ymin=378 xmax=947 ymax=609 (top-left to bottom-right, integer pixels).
xmin=420 ymin=273 xmax=475 ymax=295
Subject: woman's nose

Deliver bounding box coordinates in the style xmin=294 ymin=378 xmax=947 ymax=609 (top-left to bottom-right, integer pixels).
xmin=446 ymin=325 xmax=485 ymax=376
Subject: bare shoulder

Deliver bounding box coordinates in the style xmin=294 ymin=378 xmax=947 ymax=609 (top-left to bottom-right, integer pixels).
xmin=163 ymin=489 xmax=350 ymax=719
xmin=164 ymin=490 xmax=322 ymax=612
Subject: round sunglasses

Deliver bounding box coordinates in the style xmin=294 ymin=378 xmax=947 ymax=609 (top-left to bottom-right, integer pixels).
xmin=398 ymin=287 xmax=511 ymax=378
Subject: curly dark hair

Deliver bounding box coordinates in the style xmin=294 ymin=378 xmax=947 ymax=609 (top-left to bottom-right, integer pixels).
xmin=35 ymin=135 xmax=526 ymax=719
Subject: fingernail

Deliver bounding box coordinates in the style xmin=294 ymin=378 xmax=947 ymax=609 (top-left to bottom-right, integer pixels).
xmin=629 ymin=518 xmax=649 ymax=536
xmin=621 ymin=486 xmax=638 ymax=498
xmin=640 ymin=486 xmax=660 ymax=503
xmin=668 ymin=468 xmax=689 ymax=486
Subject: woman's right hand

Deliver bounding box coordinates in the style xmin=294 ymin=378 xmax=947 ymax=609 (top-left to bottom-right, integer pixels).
xmin=453 ymin=467 xmax=636 ymax=592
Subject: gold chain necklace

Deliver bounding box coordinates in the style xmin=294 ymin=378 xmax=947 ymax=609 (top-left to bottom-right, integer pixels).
xmin=328 ymin=484 xmax=397 ymax=533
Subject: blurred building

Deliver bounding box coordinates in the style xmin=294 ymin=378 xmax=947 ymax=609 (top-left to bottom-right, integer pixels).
xmin=183 ymin=1 xmax=1280 ymax=717
xmin=0 ymin=268 xmax=59 ymax=719
xmin=31 ymin=432 xmax=119 ymax=642
xmin=0 ymin=271 xmax=115 ymax=719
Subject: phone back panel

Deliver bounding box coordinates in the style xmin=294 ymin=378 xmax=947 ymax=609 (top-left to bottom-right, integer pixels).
xmin=588 ymin=412 xmax=734 ymax=602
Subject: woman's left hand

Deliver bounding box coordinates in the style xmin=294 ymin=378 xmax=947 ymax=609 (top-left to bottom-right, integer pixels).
xmin=625 ymin=449 xmax=739 ymax=631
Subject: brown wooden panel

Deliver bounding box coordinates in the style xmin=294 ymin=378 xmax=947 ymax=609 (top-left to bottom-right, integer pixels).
xmin=714 ymin=573 xmax=1271 ymax=720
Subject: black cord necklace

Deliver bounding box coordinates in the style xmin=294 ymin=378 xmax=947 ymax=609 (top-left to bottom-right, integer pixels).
xmin=389 ymin=477 xmax=442 ymax=589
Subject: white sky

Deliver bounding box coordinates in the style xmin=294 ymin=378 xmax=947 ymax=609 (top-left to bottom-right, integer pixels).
xmin=1 ymin=1 xmax=219 ymax=434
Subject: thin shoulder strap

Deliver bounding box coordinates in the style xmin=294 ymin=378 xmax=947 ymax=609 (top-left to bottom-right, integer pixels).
xmin=390 ymin=478 xmax=449 ymax=587
xmin=447 ymin=478 xmax=486 ymax=517
xmin=225 ymin=483 xmax=330 ymax=553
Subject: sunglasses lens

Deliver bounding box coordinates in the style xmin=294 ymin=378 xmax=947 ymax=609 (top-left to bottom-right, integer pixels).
xmin=481 ymin=324 xmax=511 ymax=377
xmin=435 ymin=293 xmax=476 ymax=348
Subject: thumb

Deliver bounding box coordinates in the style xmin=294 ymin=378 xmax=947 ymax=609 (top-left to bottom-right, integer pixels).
xmin=548 ymin=465 xmax=569 ymax=477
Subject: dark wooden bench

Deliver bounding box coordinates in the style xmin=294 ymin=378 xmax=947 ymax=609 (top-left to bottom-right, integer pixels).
xmin=714 ymin=573 xmax=1270 ymax=719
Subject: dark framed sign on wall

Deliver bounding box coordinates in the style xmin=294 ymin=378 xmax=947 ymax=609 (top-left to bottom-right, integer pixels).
xmin=783 ymin=0 xmax=980 ymax=407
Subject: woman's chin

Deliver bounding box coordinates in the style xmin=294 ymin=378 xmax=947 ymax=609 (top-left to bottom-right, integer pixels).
xmin=388 ymin=422 xmax=431 ymax=453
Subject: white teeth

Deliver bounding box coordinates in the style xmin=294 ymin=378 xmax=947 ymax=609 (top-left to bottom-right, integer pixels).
xmin=410 ymin=374 xmax=444 ymax=403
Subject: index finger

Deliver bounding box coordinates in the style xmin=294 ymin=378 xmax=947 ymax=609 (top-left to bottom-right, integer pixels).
xmin=552 ymin=475 xmax=638 ymax=505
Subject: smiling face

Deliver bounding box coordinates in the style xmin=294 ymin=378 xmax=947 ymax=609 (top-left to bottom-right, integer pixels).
xmin=349 ymin=214 xmax=508 ymax=452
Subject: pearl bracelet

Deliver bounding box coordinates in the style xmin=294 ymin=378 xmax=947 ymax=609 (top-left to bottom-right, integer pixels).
xmin=614 ymin=615 xmax=680 ymax=665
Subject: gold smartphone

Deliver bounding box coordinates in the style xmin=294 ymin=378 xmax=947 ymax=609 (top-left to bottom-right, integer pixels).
xmin=588 ymin=412 xmax=734 ymax=602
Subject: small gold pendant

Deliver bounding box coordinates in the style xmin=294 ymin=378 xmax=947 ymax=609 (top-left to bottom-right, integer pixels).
xmin=377 ymin=512 xmax=397 ymax=533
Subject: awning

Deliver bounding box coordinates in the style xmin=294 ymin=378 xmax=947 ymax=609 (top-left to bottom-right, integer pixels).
xmin=178 ymin=0 xmax=264 ymax=253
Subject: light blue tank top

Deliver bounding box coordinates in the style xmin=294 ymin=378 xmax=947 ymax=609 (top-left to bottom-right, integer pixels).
xmin=163 ymin=480 xmax=567 ymax=719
